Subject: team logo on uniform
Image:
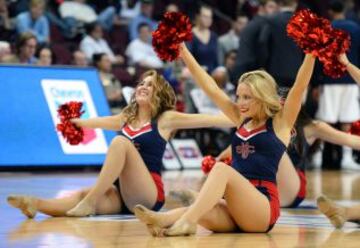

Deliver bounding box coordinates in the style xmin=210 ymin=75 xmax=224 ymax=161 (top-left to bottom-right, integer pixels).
xmin=236 ymin=142 xmax=255 ymax=159
xmin=42 ymin=79 xmax=108 ymax=154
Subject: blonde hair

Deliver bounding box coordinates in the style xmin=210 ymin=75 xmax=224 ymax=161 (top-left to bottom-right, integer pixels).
xmin=122 ymin=70 xmax=176 ymax=124
xmin=238 ymin=70 xmax=282 ymax=121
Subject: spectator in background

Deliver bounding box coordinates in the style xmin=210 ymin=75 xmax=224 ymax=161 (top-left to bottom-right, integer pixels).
xmin=37 ymin=46 xmax=52 ymax=66
xmin=258 ymin=0 xmax=301 ymax=88
xmin=315 ymin=0 xmax=360 ymax=170
xmin=166 ymin=3 xmax=179 ymax=12
xmin=346 ymin=0 xmax=360 ymax=24
xmin=93 ymin=53 xmax=124 ymax=109
xmin=125 ymin=22 xmax=163 ymax=69
xmin=2 ymin=32 xmax=37 ymax=64
xmin=224 ymin=49 xmax=237 ymax=74
xmin=16 ymin=0 xmax=49 ymax=44
xmin=59 ymin=0 xmax=117 ymax=31
xmin=120 ymin=0 xmax=141 ymax=20
xmin=80 ymin=22 xmax=124 ymax=64
xmin=188 ymin=5 xmax=218 ymax=73
xmin=231 ymin=0 xmax=278 ymax=82
xmin=0 ymin=41 xmax=11 ymax=62
xmin=191 ymin=66 xmax=235 ymax=115
xmin=72 ymin=50 xmax=88 ymax=67
xmin=218 ymin=13 xmax=248 ymax=65
xmin=0 ymin=0 xmax=14 ymax=41
xmin=128 ymin=0 xmax=157 ymax=41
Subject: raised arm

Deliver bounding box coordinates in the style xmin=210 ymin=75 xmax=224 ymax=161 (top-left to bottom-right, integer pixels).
xmin=71 ymin=113 xmax=124 ymax=131
xmin=278 ymin=54 xmax=316 ymax=129
xmin=339 ymin=53 xmax=360 ymax=85
xmin=309 ymin=121 xmax=360 ymax=150
xmin=179 ymin=43 xmax=242 ymax=125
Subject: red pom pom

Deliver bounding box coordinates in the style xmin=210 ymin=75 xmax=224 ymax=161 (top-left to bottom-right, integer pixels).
xmin=56 ymin=101 xmax=85 ymax=145
xmin=287 ymin=9 xmax=332 ymax=55
xmin=318 ymin=29 xmax=351 ymax=78
xmin=201 ymin=155 xmax=232 ymax=174
xmin=350 ymin=120 xmax=360 ymax=136
xmin=201 ymin=155 xmax=216 ymax=174
xmin=287 ymin=9 xmax=351 ymax=78
xmin=152 ymin=12 xmax=192 ymax=61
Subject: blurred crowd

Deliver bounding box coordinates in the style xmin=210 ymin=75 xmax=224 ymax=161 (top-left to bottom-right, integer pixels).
xmin=1 ymin=0 xmax=360 ymax=168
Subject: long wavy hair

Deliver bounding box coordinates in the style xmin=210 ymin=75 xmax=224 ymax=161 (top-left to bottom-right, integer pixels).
xmin=122 ymin=70 xmax=176 ymax=124
xmin=238 ymin=70 xmax=282 ymax=122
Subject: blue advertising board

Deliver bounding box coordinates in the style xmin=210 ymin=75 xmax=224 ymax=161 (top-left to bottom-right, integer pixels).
xmin=0 ymin=65 xmax=117 ymax=167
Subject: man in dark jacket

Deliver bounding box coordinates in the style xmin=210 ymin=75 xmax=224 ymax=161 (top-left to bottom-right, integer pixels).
xmin=230 ymin=0 xmax=278 ymax=82
xmin=257 ymin=0 xmax=302 ymax=88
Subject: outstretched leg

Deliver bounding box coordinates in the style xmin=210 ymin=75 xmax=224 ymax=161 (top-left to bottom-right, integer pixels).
xmin=276 ymin=154 xmax=301 ymax=207
xmin=67 ymin=136 xmax=158 ymax=216
xmin=8 ymin=186 xmax=122 ymax=218
xmin=136 ymin=163 xmax=275 ymax=236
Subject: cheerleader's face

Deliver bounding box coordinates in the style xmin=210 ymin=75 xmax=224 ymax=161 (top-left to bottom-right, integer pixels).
xmin=236 ymin=83 xmax=259 ymax=118
xmin=135 ymin=76 xmax=154 ymax=105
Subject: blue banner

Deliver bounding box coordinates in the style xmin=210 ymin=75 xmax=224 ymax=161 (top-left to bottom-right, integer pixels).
xmin=0 ymin=65 xmax=117 ymax=167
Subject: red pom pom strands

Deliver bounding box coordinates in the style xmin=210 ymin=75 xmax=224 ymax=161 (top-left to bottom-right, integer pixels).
xmin=56 ymin=101 xmax=85 ymax=145
xmin=319 ymin=29 xmax=351 ymax=78
xmin=152 ymin=12 xmax=192 ymax=61
xmin=201 ymin=155 xmax=232 ymax=174
xmin=287 ymin=9 xmax=332 ymax=55
xmin=287 ymin=9 xmax=351 ymax=78
xmin=350 ymin=120 xmax=360 ymax=136
xmin=201 ymin=155 xmax=216 ymax=174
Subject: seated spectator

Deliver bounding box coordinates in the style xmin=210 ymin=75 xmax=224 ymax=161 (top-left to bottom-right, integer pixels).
xmin=218 ymin=13 xmax=248 ymax=65
xmin=59 ymin=0 xmax=117 ymax=31
xmin=37 ymin=46 xmax=52 ymax=66
xmin=0 ymin=0 xmax=14 ymax=41
xmin=224 ymin=49 xmax=237 ymax=76
xmin=128 ymin=0 xmax=157 ymax=40
xmin=0 ymin=41 xmax=10 ymax=62
xmin=211 ymin=66 xmax=235 ymax=98
xmin=16 ymin=0 xmax=49 ymax=44
xmin=2 ymin=32 xmax=38 ymax=64
xmin=72 ymin=50 xmax=88 ymax=67
xmin=191 ymin=66 xmax=235 ymax=115
xmin=80 ymin=22 xmax=124 ymax=64
xmin=93 ymin=53 xmax=124 ymax=108
xmin=125 ymin=22 xmax=163 ymax=69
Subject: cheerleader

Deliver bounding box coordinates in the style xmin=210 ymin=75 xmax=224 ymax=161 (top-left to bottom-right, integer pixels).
xmin=7 ymin=70 xmax=234 ymax=218
xmin=134 ymin=43 xmax=315 ymax=235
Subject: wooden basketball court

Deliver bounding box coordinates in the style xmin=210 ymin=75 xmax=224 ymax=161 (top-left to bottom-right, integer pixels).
xmin=1 ymin=170 xmax=360 ymax=247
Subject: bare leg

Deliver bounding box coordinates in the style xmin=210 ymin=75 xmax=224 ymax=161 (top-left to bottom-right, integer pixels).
xmin=170 ymin=163 xmax=271 ymax=233
xmin=276 ymin=154 xmax=301 ymax=207
xmin=346 ymin=205 xmax=360 ymax=220
xmin=171 ymin=153 xmax=300 ymax=208
xmin=8 ymin=186 xmax=122 ymax=218
xmin=136 ymin=163 xmax=273 ymax=236
xmin=67 ymin=136 xmax=158 ymax=216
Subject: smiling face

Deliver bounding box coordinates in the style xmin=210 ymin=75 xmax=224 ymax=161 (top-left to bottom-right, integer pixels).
xmin=236 ymin=83 xmax=260 ymax=119
xmin=134 ymin=75 xmax=155 ymax=106
xmin=236 ymin=70 xmax=282 ymax=122
xmin=123 ymin=70 xmax=176 ymax=124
